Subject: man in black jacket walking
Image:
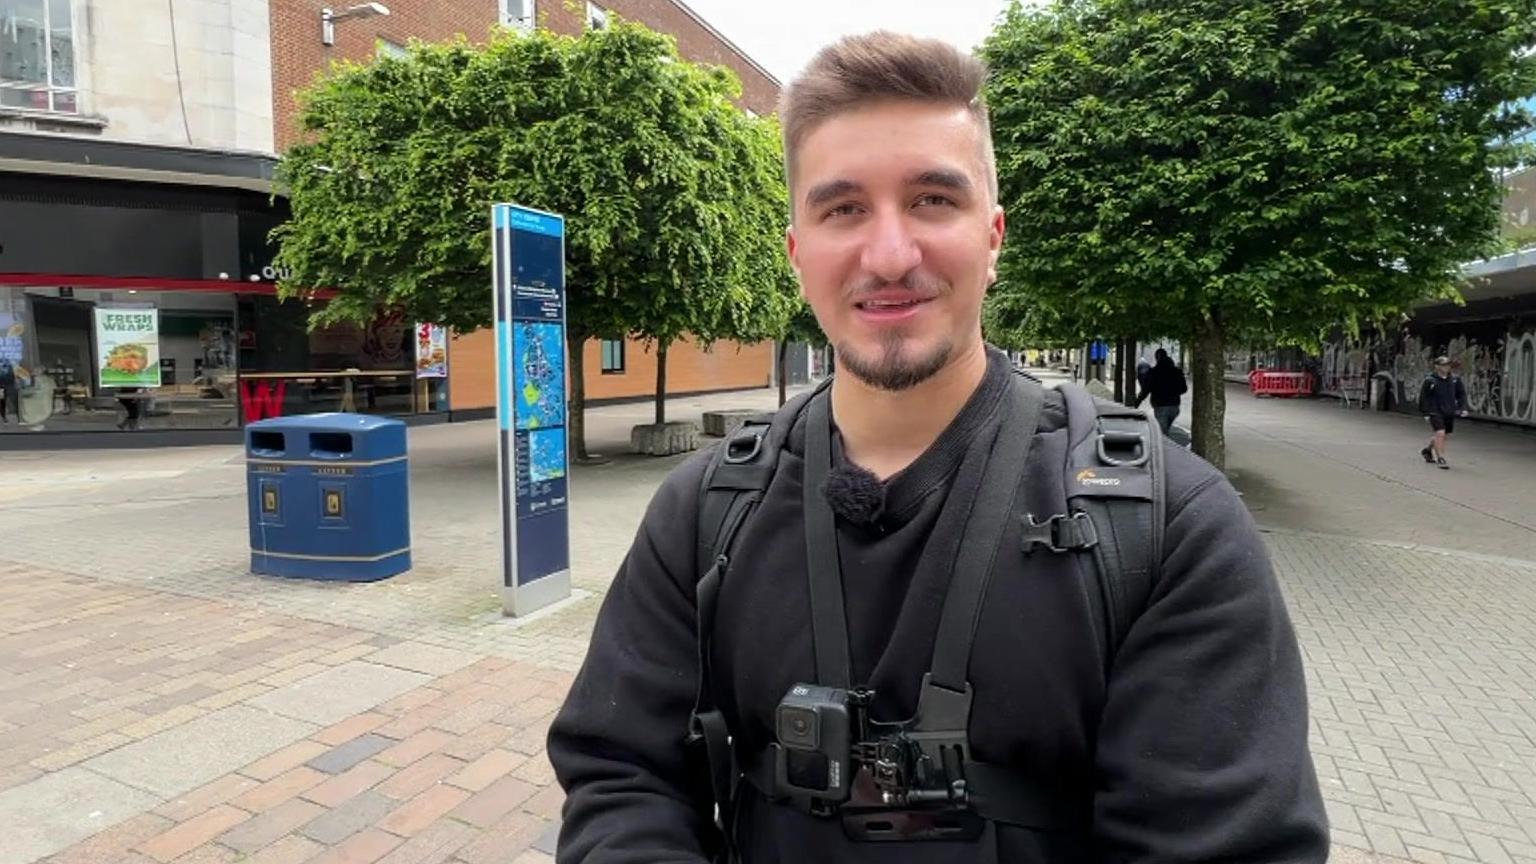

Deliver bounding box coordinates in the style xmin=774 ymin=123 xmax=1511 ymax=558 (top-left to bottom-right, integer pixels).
xmin=1131 ymin=348 xmax=1187 ymax=434
xmin=1419 ymin=355 xmax=1469 ymax=469
xmin=548 ymin=31 xmax=1326 ymax=863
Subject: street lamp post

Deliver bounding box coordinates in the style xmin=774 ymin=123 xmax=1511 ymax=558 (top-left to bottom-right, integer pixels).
xmin=321 ymin=3 xmax=390 ymax=46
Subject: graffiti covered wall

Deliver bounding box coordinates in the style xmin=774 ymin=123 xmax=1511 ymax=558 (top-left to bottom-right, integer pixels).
xmin=1341 ymin=317 xmax=1536 ymax=427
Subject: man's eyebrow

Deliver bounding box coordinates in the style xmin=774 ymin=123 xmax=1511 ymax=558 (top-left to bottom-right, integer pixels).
xmin=910 ymin=169 xmax=973 ymax=192
xmin=804 ymin=179 xmax=862 ymax=210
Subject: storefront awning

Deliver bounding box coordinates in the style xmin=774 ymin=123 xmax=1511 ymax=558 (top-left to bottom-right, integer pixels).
xmin=0 ymin=131 xmax=280 ymax=195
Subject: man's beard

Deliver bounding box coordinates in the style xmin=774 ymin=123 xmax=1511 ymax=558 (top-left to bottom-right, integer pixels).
xmin=835 ymin=270 xmax=955 ymax=391
xmin=836 ymin=330 xmax=954 ymax=392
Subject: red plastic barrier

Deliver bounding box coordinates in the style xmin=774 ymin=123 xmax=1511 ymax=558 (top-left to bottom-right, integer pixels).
xmin=1248 ymin=371 xmax=1314 ymax=398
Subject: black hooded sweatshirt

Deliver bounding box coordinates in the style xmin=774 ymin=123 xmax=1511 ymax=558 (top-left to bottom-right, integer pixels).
xmin=549 ymin=349 xmax=1328 ymax=863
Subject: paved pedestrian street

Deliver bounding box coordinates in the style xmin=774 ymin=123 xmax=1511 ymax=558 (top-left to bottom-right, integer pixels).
xmin=1 ymin=384 xmax=1534 ymax=863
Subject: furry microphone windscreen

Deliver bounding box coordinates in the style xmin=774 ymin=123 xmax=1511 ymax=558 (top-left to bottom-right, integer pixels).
xmin=821 ymin=464 xmax=886 ymax=526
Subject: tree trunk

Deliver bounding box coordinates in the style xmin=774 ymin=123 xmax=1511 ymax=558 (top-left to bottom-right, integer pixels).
xmin=655 ymin=339 xmax=669 ymax=425
xmin=1113 ymin=339 xmax=1127 ymax=402
xmin=1122 ymin=338 xmax=1139 ymax=405
xmin=1190 ymin=316 xmax=1228 ymax=470
xmin=777 ymin=338 xmax=789 ymax=407
xmin=568 ymin=331 xmax=591 ymax=462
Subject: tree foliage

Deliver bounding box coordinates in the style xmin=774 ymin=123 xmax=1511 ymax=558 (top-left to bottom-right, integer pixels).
xmin=982 ymin=0 xmax=1536 ymax=465
xmin=272 ymin=19 xmax=797 ymax=442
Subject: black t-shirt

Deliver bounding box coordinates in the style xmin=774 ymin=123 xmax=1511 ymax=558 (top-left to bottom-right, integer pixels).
xmin=549 ymin=348 xmax=1327 ymax=863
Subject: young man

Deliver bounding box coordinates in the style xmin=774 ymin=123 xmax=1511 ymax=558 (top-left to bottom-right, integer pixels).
xmin=549 ymin=32 xmax=1326 ymax=862
xmin=1419 ymin=355 xmax=1469 ymax=469
xmin=1131 ymin=348 xmax=1187 ymax=434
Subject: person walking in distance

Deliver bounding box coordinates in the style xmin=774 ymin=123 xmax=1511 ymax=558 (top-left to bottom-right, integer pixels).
xmin=1132 ymin=348 xmax=1188 ymax=434
xmin=1419 ymin=355 xmax=1468 ymax=469
xmin=0 ymin=358 xmax=16 ymax=424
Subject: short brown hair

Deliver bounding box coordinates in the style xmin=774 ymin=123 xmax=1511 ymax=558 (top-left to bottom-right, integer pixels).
xmin=779 ymin=31 xmax=997 ymax=205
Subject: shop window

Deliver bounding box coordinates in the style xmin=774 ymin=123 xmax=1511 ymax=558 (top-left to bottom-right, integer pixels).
xmin=0 ymin=0 xmax=78 ymax=114
xmin=500 ymin=0 xmax=534 ymax=30
xmin=1 ymin=287 xmax=240 ymax=434
xmin=600 ymin=339 xmax=625 ymax=374
xmin=586 ymin=2 xmax=607 ymax=30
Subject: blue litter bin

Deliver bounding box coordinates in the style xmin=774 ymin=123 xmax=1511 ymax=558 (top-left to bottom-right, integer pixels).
xmin=245 ymin=413 xmax=411 ymax=582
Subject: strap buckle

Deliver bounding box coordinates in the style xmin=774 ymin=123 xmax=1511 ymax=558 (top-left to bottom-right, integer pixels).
xmin=724 ymin=427 xmax=765 ymax=464
xmin=1096 ymin=419 xmax=1149 ymax=467
xmin=1021 ymin=512 xmax=1099 ymax=554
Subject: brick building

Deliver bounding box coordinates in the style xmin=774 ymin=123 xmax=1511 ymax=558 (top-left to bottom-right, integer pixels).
xmin=0 ymin=0 xmax=781 ymax=444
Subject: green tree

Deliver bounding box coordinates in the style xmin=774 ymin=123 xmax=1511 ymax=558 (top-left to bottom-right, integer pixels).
xmin=272 ymin=20 xmax=795 ymax=457
xmin=982 ymin=0 xmax=1536 ymax=468
xmin=616 ymin=97 xmax=797 ymax=424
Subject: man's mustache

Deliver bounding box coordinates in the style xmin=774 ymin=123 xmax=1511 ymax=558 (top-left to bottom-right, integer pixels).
xmin=843 ymin=271 xmax=949 ymax=302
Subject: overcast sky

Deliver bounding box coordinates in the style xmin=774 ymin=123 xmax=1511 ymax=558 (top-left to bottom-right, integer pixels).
xmin=680 ymin=0 xmax=1016 ymax=83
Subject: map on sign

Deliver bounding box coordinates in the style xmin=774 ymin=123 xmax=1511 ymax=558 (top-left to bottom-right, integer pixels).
xmin=528 ymin=428 xmax=567 ymax=483
xmin=514 ymin=322 xmax=564 ymax=430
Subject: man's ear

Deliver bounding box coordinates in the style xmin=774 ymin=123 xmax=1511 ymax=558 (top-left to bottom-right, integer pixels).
xmin=786 ymin=224 xmax=801 ymax=278
xmin=986 ymin=205 xmax=1006 ymax=286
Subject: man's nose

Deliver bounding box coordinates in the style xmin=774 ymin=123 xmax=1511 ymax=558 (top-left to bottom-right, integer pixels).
xmin=858 ymin=210 xmax=922 ymax=282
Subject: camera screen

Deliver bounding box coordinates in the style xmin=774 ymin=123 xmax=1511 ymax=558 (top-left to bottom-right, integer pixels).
xmin=784 ymin=749 xmax=832 ymax=792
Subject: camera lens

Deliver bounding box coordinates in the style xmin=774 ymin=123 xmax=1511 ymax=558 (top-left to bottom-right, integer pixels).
xmin=776 ymin=705 xmax=819 ymax=749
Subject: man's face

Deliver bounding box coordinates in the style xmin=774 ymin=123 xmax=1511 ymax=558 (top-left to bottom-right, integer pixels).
xmin=1436 ymin=363 xmax=1451 ymax=377
xmin=786 ymin=100 xmax=1005 ymax=392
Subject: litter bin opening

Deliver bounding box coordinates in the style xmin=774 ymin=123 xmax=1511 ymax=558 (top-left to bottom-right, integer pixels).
xmin=249 ymin=431 xmax=285 ymax=456
xmin=310 ymin=432 xmax=354 ymax=458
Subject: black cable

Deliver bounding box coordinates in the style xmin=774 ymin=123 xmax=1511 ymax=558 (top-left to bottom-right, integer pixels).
xmin=167 ymin=0 xmax=194 ymax=144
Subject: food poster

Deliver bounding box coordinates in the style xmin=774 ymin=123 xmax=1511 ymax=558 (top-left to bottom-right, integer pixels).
xmin=416 ymin=323 xmax=448 ymax=378
xmin=0 ymin=312 xmax=25 ymax=368
xmin=94 ymin=307 xmax=162 ymax=388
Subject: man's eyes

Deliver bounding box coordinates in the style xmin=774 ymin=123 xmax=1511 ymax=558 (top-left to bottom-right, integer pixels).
xmin=823 ymin=194 xmax=956 ymax=220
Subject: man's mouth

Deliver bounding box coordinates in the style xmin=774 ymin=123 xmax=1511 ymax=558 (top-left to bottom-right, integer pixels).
xmin=854 ymin=297 xmax=931 ymax=310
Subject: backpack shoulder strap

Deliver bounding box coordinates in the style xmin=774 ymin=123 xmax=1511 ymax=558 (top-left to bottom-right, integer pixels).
xmin=695 ymin=383 xmax=823 ymax=578
xmin=1050 ymin=382 xmax=1166 ymax=661
xmin=689 ymin=381 xmax=826 ymax=841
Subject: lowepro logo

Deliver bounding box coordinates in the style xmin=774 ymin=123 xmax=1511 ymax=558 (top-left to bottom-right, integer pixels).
xmin=1076 ymin=469 xmax=1123 ymax=488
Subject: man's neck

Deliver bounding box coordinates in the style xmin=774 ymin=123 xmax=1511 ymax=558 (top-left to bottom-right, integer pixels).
xmin=831 ymin=340 xmax=990 ymax=481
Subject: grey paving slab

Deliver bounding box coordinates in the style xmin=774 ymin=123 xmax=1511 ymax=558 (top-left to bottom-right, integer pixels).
xmin=364 ymin=641 xmax=482 ymax=676
xmin=245 ymin=661 xmax=431 ymax=725
xmin=0 ymin=767 xmax=161 ymax=864
xmin=531 ymin=819 xmax=561 ymax=855
xmin=306 ymin=733 xmax=394 ymax=774
xmin=299 ymin=790 xmax=398 ymax=844
xmin=81 ymin=704 xmax=316 ymax=799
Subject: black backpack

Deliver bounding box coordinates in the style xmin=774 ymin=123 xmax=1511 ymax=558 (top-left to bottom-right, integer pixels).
xmin=688 ymin=371 xmax=1167 ymax=843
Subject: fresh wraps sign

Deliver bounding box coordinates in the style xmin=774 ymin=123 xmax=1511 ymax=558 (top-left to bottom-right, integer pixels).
xmin=95 ymin=308 xmax=161 ymax=388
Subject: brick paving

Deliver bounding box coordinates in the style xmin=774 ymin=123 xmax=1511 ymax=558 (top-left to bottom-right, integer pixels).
xmin=0 ymin=562 xmax=568 ymax=864
xmin=1272 ymin=533 xmax=1536 ymax=863
xmin=0 ymin=384 xmax=1534 ymax=862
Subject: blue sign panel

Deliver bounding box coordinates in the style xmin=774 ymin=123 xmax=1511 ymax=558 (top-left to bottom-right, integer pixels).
xmin=492 ymin=204 xmax=571 ymax=614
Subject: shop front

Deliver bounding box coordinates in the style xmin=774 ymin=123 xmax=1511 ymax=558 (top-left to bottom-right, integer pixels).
xmin=0 ymin=284 xmax=449 ymax=437
xmin=0 ymin=134 xmax=448 ymax=444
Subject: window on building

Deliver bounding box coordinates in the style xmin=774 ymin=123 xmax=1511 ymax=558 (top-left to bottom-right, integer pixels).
xmin=600 ymin=339 xmax=625 ymax=374
xmin=586 ymin=2 xmax=608 ymax=30
xmin=0 ymin=0 xmax=78 ymax=113
xmin=500 ymin=0 xmax=535 ymax=31
xmin=376 ymin=39 xmax=408 ymax=59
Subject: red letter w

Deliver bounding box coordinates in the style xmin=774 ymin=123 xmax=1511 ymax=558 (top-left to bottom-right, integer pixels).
xmin=241 ymin=381 xmax=287 ymax=422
